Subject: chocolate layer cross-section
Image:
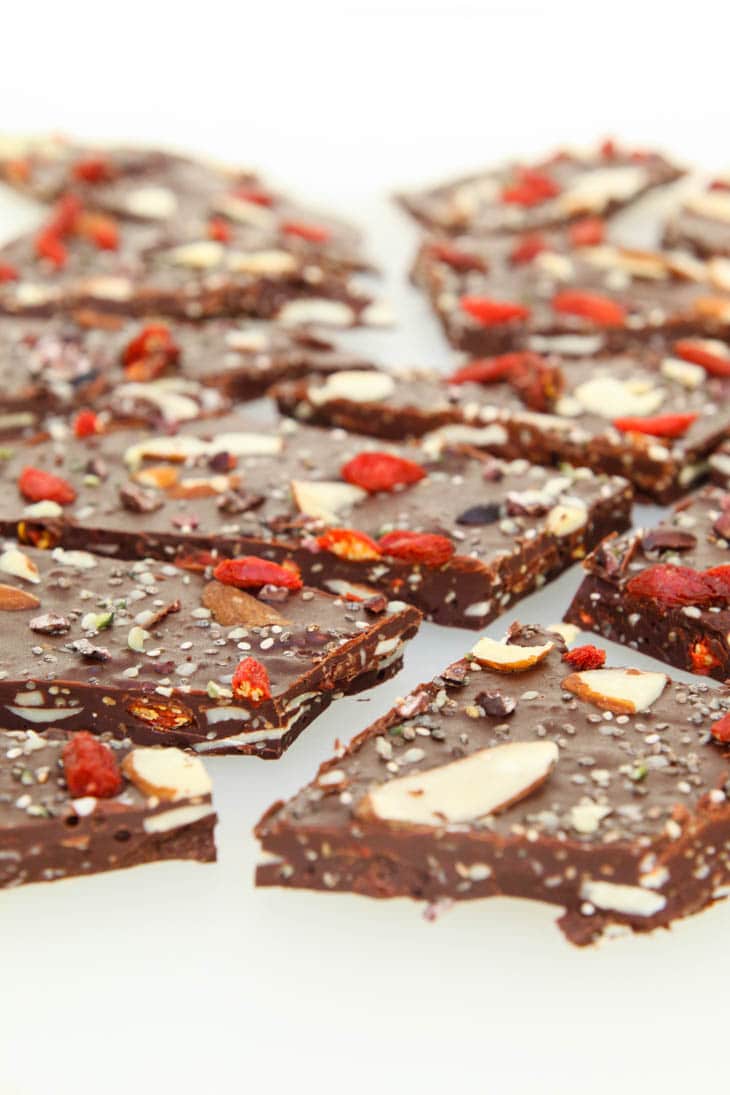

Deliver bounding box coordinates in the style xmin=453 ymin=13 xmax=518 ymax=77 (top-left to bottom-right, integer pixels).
xmin=256 ymin=623 xmax=730 ymax=946
xmin=0 ymin=415 xmax=631 ymax=629
xmin=273 ymin=343 xmax=730 ymax=502
xmin=411 ymin=232 xmax=730 ymax=358
xmin=0 ymin=729 xmax=217 ymax=890
xmin=0 ymin=545 xmax=420 ymax=757
xmin=397 ymin=140 xmax=682 ymax=236
xmin=710 ymin=439 xmax=730 ymax=489
xmin=0 ymin=185 xmax=379 ymax=323
xmin=663 ymin=177 xmax=730 ymax=259
xmin=565 ymin=484 xmax=730 ymax=681
xmin=0 ymin=314 xmax=371 ymax=438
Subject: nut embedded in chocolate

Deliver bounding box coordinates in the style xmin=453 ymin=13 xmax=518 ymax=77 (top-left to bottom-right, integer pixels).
xmin=475 ymin=689 xmax=517 ymax=717
xmin=118 ymin=482 xmax=163 ymax=514
xmin=66 ymin=637 xmax=112 ymax=661
xmin=456 ymin=503 xmax=502 ymax=526
xmin=641 ymin=527 xmax=697 ymax=552
xmin=29 ymin=611 xmax=71 ymax=634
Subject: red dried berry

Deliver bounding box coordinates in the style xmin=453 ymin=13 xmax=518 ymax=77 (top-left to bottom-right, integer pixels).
xmin=568 ymin=217 xmax=605 ymax=247
xmin=62 ymin=732 xmax=123 ymax=798
xmin=214 ymin=556 xmax=303 ymax=590
xmin=231 ymin=656 xmax=272 ymax=706
xmin=711 ymin=712 xmax=730 ymax=743
xmin=207 ymin=217 xmax=232 ymax=243
xmin=378 ymin=530 xmax=454 ymax=567
xmin=80 ymin=213 xmax=119 ymax=251
xmin=72 ymin=156 xmax=113 ymax=183
xmin=4 ymin=158 xmax=31 ymax=183
xmin=0 ymin=263 xmax=19 ymax=283
xmin=460 ymin=296 xmax=531 ymax=326
xmin=35 ymin=229 xmax=67 ymax=269
xmin=501 ymin=168 xmax=560 ymax=207
xmin=552 ymin=290 xmax=626 ymax=326
xmin=626 ymin=564 xmax=730 ymax=608
xmin=562 ymin=644 xmax=606 ymax=670
xmin=123 ymin=323 xmax=180 ymax=381
xmin=73 ymin=410 xmax=100 ymax=438
xmin=509 ymin=232 xmax=547 ymax=265
xmin=448 ymin=352 xmax=561 ymax=412
xmin=612 ymin=412 xmax=698 ymax=439
xmin=600 ymin=138 xmax=617 ymax=159
xmin=447 ymin=355 xmax=516 ymax=385
xmin=341 ymin=452 xmax=426 ymax=493
xmin=175 ymin=550 xmax=219 ymax=573
xmin=317 ymin=528 xmax=382 ymax=561
xmin=18 ymin=466 xmax=76 ymax=505
xmin=281 ymin=220 xmax=331 ymax=243
xmin=427 ymin=242 xmax=486 ymax=272
xmin=689 ymin=638 xmax=722 ymax=675
xmin=710 ymin=179 xmax=730 ymax=193
xmin=674 ymin=339 xmax=730 ymax=379
xmin=232 ymin=186 xmax=273 ymax=206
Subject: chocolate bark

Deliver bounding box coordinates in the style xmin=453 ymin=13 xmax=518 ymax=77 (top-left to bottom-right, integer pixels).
xmin=565 ymin=485 xmax=730 ymax=681
xmin=663 ymin=179 xmax=730 ymax=258
xmin=255 ymin=623 xmax=730 ymax=946
xmin=273 ymin=348 xmax=730 ymax=503
xmin=0 ymin=415 xmax=632 ymax=629
xmin=398 ymin=141 xmax=683 ymax=236
xmin=710 ymin=439 xmax=730 ymax=489
xmin=411 ymin=233 xmax=730 ymax=358
xmin=0 ymin=729 xmax=217 ymax=889
xmin=0 ymin=545 xmax=420 ymax=757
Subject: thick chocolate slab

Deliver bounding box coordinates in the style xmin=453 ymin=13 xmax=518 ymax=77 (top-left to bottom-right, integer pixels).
xmin=398 ymin=141 xmax=682 ymax=236
xmin=0 ymin=729 xmax=216 ymax=889
xmin=565 ymin=485 xmax=730 ymax=681
xmin=411 ymin=233 xmax=730 ymax=357
xmin=256 ymin=623 xmax=730 ymax=946
xmin=0 ymin=545 xmax=420 ymax=757
xmin=0 ymin=415 xmax=631 ymax=629
xmin=273 ymin=348 xmax=730 ymax=502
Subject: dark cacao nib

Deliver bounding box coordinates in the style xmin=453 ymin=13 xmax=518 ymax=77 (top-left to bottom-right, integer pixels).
xmin=642 ymin=527 xmax=697 ymax=552
xmin=118 ymin=482 xmax=163 ymax=514
xmin=475 ymin=689 xmax=517 ymax=717
xmin=457 ymin=503 xmax=502 ymax=526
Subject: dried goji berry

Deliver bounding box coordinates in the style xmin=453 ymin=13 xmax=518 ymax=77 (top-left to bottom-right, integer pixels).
xmin=73 ymin=409 xmax=100 ymax=438
xmin=18 ymin=465 xmax=76 ymax=505
xmin=600 ymin=138 xmax=617 ymax=159
xmin=448 ymin=352 xmax=561 ymax=412
xmin=673 ymin=339 xmax=730 ymax=378
xmin=4 ymin=158 xmax=31 ymax=183
xmin=62 ymin=732 xmax=122 ymax=798
xmin=35 ymin=229 xmax=67 ymax=268
xmin=460 ymin=296 xmax=530 ymax=326
xmin=78 ymin=213 xmax=119 ymax=251
xmin=232 ymin=186 xmax=273 ymax=206
xmin=48 ymin=194 xmax=83 ymax=236
xmin=175 ymin=550 xmax=219 ymax=573
xmin=317 ymin=528 xmax=382 ymax=561
xmin=341 ymin=452 xmax=426 ymax=493
xmin=208 ymin=217 xmax=232 ymax=243
xmin=72 ymin=156 xmax=113 ymax=183
xmin=689 ymin=638 xmax=722 ymax=675
xmin=281 ymin=220 xmax=331 ymax=243
xmin=231 ymin=656 xmax=272 ymax=706
xmin=510 ymin=232 xmax=547 ymax=264
xmin=568 ymin=217 xmax=605 ymax=247
xmin=378 ymin=530 xmax=454 ymax=567
xmin=613 ymin=412 xmax=698 ymax=438
xmin=711 ymin=712 xmax=730 ymax=743
xmin=213 ymin=556 xmax=303 ymax=590
xmin=126 ymin=697 xmax=193 ymax=730
xmin=501 ymin=168 xmax=560 ymax=206
xmin=552 ymin=290 xmax=626 ymax=326
xmin=122 ymin=323 xmax=180 ymax=381
xmin=562 ymin=644 xmax=606 ymax=670
xmin=447 ymin=355 xmax=516 ymax=385
xmin=626 ymin=564 xmax=726 ymax=608
xmin=0 ymin=263 xmax=19 ymax=282
xmin=427 ymin=242 xmax=486 ymax=272
xmin=710 ymin=179 xmax=730 ymax=192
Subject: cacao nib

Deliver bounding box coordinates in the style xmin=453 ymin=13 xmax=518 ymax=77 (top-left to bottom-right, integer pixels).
xmin=118 ymin=482 xmax=163 ymax=514
xmin=456 ymin=503 xmax=502 ymax=526
xmin=475 ymin=689 xmax=517 ymax=717
xmin=642 ymin=528 xmax=697 ymax=552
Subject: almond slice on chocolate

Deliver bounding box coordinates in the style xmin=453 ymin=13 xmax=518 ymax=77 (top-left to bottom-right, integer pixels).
xmin=0 ymin=583 xmax=41 ymax=611
xmin=202 ymin=581 xmax=288 ymax=628
xmin=356 ymin=740 xmax=559 ymax=826
xmin=121 ymin=746 xmax=212 ymax=801
xmin=0 ymin=549 xmax=40 ymax=585
xmin=684 ymin=190 xmax=730 ymax=225
xmin=470 ymin=635 xmax=553 ymax=671
xmin=308 ymin=370 xmax=396 ymax=405
xmin=562 ymin=667 xmax=667 ymax=714
xmin=291 ymin=479 xmax=366 ymax=523
xmin=545 ymin=502 xmax=587 ymax=537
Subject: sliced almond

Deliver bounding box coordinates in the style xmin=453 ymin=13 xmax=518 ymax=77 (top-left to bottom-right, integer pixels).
xmin=114 ymin=382 xmax=200 ymax=423
xmin=693 ymin=296 xmax=730 ymax=323
xmin=660 ymin=357 xmax=705 ymax=389
xmin=356 ymin=740 xmax=559 ymax=826
xmin=580 ymin=879 xmax=666 ymax=917
xmin=77 ymin=276 xmax=133 ymax=302
xmin=562 ymin=667 xmax=667 ymax=713
xmin=227 ymin=250 xmax=298 ymax=276
xmin=213 ymin=432 xmax=282 ymax=457
xmin=125 ymin=185 xmax=178 ymax=220
xmin=684 ymin=190 xmax=730 ymax=225
xmin=470 ymin=635 xmax=553 ymax=671
xmin=168 ymin=474 xmax=239 ymax=499
xmin=0 ymin=549 xmax=40 ymax=585
xmin=168 ymin=240 xmax=225 ymax=269
xmin=558 ymin=165 xmax=647 ymax=215
xmin=122 ymin=746 xmax=212 ymax=802
xmin=124 ymin=435 xmax=208 ymax=468
xmin=291 ymin=479 xmax=366 ymax=524
xmin=201 ymin=581 xmax=288 ymax=627
xmin=573 ymin=375 xmax=665 ymax=418
xmin=547 ymin=622 xmax=579 ymax=646
xmin=545 ymin=502 xmax=587 ymax=537
xmin=278 ymin=299 xmax=355 ymax=328
xmin=134 ymin=464 xmax=180 ymax=490
xmin=0 ymin=583 xmax=41 ymax=611
xmin=708 ymin=257 xmax=730 ymax=293
xmin=213 ymin=194 xmax=276 ymax=228
xmin=309 ymin=370 xmax=396 ymax=405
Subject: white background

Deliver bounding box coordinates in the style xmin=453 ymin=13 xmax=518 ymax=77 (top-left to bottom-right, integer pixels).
xmin=1 ymin=2 xmax=729 ymax=1093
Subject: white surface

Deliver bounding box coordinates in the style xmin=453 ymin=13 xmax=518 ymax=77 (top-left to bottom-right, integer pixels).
xmin=1 ymin=3 xmax=730 ymax=1093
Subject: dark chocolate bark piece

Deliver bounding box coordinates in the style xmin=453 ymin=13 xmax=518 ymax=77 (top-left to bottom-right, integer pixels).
xmin=398 ymin=140 xmax=683 ymax=236
xmin=710 ymin=439 xmax=730 ymax=489
xmin=0 ymin=544 xmax=420 ymax=757
xmin=273 ymin=344 xmax=730 ymax=502
xmin=0 ymin=414 xmax=632 ymax=629
xmin=565 ymin=484 xmax=730 ymax=681
xmin=663 ymin=179 xmax=730 ymax=259
xmin=411 ymin=231 xmax=730 ymax=358
xmin=0 ymin=728 xmax=216 ymax=889
xmin=255 ymin=622 xmax=730 ymax=946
